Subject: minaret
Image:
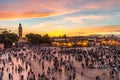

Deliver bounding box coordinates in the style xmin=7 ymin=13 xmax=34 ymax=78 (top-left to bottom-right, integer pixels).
xmin=18 ymin=23 xmax=22 ymax=40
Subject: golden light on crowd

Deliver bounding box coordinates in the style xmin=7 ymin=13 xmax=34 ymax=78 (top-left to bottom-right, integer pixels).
xmin=77 ymin=41 xmax=82 ymax=45
xmin=109 ymin=40 xmax=118 ymax=45
xmin=83 ymin=41 xmax=88 ymax=46
xmin=102 ymin=41 xmax=106 ymax=44
xmin=67 ymin=42 xmax=73 ymax=47
xmin=77 ymin=41 xmax=88 ymax=46
xmin=102 ymin=40 xmax=118 ymax=45
xmin=52 ymin=41 xmax=74 ymax=47
xmin=63 ymin=42 xmax=67 ymax=46
xmin=52 ymin=42 xmax=60 ymax=46
xmin=62 ymin=42 xmax=73 ymax=47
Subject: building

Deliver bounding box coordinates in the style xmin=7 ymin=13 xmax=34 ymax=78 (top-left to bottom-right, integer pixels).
xmin=18 ymin=23 xmax=22 ymax=40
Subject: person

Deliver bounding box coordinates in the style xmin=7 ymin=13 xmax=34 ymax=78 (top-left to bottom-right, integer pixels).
xmin=37 ymin=74 xmax=41 ymax=80
xmin=8 ymin=73 xmax=13 ymax=80
xmin=73 ymin=72 xmax=76 ymax=80
xmin=42 ymin=61 xmax=44 ymax=71
xmin=96 ymin=76 xmax=100 ymax=80
xmin=20 ymin=75 xmax=24 ymax=80
xmin=0 ymin=71 xmax=3 ymax=80
xmin=66 ymin=75 xmax=69 ymax=80
xmin=81 ymin=63 xmax=85 ymax=69
xmin=81 ymin=72 xmax=83 ymax=76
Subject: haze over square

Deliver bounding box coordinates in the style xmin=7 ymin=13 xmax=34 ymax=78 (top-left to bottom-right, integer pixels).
xmin=0 ymin=0 xmax=120 ymax=36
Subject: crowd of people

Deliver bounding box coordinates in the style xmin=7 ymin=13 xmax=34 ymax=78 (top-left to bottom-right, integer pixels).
xmin=0 ymin=47 xmax=30 ymax=80
xmin=0 ymin=45 xmax=119 ymax=80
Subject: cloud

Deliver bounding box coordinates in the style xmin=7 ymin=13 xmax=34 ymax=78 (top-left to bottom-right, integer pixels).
xmin=59 ymin=15 xmax=107 ymax=24
xmin=113 ymin=30 xmax=120 ymax=32
xmin=23 ymin=21 xmax=120 ymax=36
xmin=0 ymin=11 xmax=59 ymax=20
xmin=76 ymin=25 xmax=120 ymax=35
xmin=0 ymin=0 xmax=120 ymax=20
xmin=77 ymin=32 xmax=85 ymax=34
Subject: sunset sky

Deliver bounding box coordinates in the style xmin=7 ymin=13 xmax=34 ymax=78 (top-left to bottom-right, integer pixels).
xmin=0 ymin=0 xmax=120 ymax=37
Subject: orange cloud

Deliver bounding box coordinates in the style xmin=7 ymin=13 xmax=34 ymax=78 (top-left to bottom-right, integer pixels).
xmin=0 ymin=11 xmax=59 ymax=20
xmin=0 ymin=0 xmax=120 ymax=20
xmin=74 ymin=25 xmax=120 ymax=36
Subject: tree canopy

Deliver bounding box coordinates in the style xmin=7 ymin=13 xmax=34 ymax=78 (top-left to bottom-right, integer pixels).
xmin=0 ymin=29 xmax=18 ymax=48
xmin=26 ymin=33 xmax=51 ymax=45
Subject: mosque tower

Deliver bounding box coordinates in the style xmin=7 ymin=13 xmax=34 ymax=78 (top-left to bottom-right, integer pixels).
xmin=18 ymin=23 xmax=22 ymax=40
